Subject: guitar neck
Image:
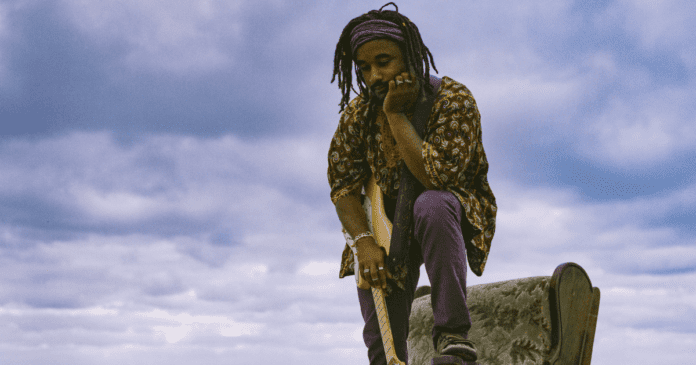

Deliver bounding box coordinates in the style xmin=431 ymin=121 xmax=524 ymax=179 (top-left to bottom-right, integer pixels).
xmin=372 ymin=286 xmax=406 ymax=365
xmin=366 ymin=175 xmax=405 ymax=365
xmin=342 ymin=175 xmax=404 ymax=364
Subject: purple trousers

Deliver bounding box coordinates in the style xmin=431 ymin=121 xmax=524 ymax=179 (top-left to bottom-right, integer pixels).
xmin=358 ymin=190 xmax=472 ymax=365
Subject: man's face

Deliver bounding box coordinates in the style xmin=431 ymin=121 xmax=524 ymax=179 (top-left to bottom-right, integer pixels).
xmin=355 ymin=39 xmax=407 ymax=100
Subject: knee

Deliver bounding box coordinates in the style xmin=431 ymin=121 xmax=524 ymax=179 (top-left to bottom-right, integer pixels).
xmin=413 ymin=190 xmax=459 ymax=221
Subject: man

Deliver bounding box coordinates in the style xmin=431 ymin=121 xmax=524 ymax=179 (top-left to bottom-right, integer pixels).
xmin=327 ymin=3 xmax=496 ymax=364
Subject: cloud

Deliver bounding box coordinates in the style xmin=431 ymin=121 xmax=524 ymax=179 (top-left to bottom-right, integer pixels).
xmin=0 ymin=130 xmax=694 ymax=364
xmin=470 ymin=70 xmax=586 ymax=130
xmin=142 ymin=308 xmax=266 ymax=342
xmin=58 ymin=0 xmax=245 ymax=73
xmin=0 ymin=0 xmax=33 ymax=90
xmin=600 ymin=0 xmax=696 ymax=67
xmin=407 ymin=0 xmax=696 ymax=171
xmin=0 ymin=131 xmax=333 ymax=239
xmin=0 ymin=2 xmax=8 ymax=83
xmin=485 ymin=179 xmax=696 ymax=278
xmin=578 ymin=82 xmax=696 ymax=167
xmin=0 ymin=225 xmax=366 ymax=364
xmin=1 ymin=1 xmax=695 ymax=363
xmin=298 ymin=261 xmax=339 ymax=276
xmin=1 ymin=1 xmax=346 ymax=138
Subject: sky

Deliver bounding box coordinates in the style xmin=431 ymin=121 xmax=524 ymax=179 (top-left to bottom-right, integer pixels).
xmin=0 ymin=0 xmax=695 ymax=364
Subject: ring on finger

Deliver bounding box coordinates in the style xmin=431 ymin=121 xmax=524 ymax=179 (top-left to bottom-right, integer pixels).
xmin=395 ymin=80 xmax=403 ymax=86
xmin=404 ymin=79 xmax=412 ymax=84
xmin=364 ymin=269 xmax=370 ymax=273
xmin=378 ymin=267 xmax=384 ymax=270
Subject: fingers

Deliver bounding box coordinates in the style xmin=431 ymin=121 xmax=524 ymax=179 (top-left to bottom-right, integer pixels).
xmin=393 ymin=73 xmax=414 ymax=89
xmin=369 ymin=263 xmax=380 ymax=287
xmin=361 ymin=262 xmax=371 ymax=284
xmin=394 ymin=75 xmax=404 ymax=87
xmin=369 ymin=263 xmax=388 ymax=289
xmin=387 ymin=72 xmax=414 ymax=93
xmin=360 ymin=255 xmax=389 ymax=289
xmin=378 ymin=265 xmax=387 ymax=289
xmin=364 ymin=266 xmax=392 ymax=289
xmin=359 ymin=262 xmax=366 ymax=283
xmin=356 ymin=242 xmax=394 ymax=290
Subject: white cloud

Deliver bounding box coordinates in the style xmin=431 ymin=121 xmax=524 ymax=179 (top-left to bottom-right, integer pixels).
xmin=0 ymin=229 xmax=366 ymax=363
xmin=58 ymin=0 xmax=245 ymax=73
xmin=461 ymin=63 xmax=586 ymax=130
xmin=298 ymin=261 xmax=339 ymax=276
xmin=478 ymin=179 xmax=696 ymax=284
xmin=0 ymin=130 xmax=695 ymax=364
xmin=409 ymin=0 xmax=578 ymax=50
xmin=594 ymin=324 xmax=696 ymax=364
xmin=1 ymin=0 xmax=696 ymax=360
xmin=579 ymin=83 xmax=696 ymax=167
xmin=141 ymin=309 xmax=266 ymax=342
xmin=602 ymin=0 xmax=696 ymax=67
xmin=0 ymin=0 xmax=35 ymax=89
xmin=0 ymin=131 xmax=333 ymax=238
xmin=0 ymin=3 xmax=8 ymax=83
xmin=399 ymin=0 xmax=696 ymax=170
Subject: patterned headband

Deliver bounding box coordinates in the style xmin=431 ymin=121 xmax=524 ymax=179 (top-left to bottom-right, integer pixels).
xmin=350 ymin=19 xmax=405 ymax=57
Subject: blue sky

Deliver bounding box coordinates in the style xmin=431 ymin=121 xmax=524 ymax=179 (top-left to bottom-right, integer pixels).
xmin=0 ymin=0 xmax=695 ymax=364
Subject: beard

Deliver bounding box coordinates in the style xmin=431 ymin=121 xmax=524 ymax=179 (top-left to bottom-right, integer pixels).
xmin=369 ymin=84 xmax=388 ymax=106
xmin=372 ymin=84 xmax=387 ymax=98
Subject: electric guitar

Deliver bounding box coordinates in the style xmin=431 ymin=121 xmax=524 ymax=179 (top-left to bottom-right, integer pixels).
xmin=343 ymin=174 xmax=405 ymax=365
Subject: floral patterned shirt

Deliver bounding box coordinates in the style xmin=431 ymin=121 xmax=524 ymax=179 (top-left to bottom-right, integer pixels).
xmin=328 ymin=76 xmax=497 ymax=286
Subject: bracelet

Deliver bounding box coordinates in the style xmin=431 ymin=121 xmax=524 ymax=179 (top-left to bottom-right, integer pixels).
xmin=351 ymin=232 xmax=373 ymax=247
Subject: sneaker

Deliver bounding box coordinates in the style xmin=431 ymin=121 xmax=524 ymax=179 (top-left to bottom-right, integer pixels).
xmin=436 ymin=332 xmax=477 ymax=361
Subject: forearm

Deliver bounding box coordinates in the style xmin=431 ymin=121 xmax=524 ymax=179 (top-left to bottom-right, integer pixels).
xmin=386 ymin=112 xmax=437 ymax=190
xmin=334 ymin=191 xmax=372 ymax=242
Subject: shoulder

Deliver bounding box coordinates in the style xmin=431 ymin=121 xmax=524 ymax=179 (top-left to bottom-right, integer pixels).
xmin=437 ymin=76 xmax=475 ymax=102
xmin=433 ymin=76 xmax=479 ymax=115
xmin=340 ymin=94 xmax=370 ymax=124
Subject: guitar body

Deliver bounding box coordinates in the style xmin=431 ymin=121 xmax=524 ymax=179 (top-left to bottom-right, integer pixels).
xmin=361 ymin=174 xmax=394 ymax=287
xmin=342 ymin=174 xmax=405 ymax=365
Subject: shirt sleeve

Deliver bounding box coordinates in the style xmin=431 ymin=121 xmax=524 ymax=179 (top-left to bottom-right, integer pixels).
xmin=328 ymin=99 xmax=370 ymax=205
xmin=421 ymin=83 xmax=482 ymax=190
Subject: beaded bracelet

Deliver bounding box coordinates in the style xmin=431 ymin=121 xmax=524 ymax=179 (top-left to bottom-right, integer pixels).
xmin=351 ymin=232 xmax=373 ymax=247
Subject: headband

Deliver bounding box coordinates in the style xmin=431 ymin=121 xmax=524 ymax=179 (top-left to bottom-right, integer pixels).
xmin=350 ymin=19 xmax=405 ymax=57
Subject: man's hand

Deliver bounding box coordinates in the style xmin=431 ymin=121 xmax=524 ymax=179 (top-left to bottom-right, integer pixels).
xmin=383 ymin=72 xmax=420 ymax=116
xmin=356 ymin=237 xmax=393 ymax=289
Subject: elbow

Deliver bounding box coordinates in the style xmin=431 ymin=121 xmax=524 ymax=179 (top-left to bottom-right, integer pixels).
xmin=334 ymin=189 xmax=361 ymax=210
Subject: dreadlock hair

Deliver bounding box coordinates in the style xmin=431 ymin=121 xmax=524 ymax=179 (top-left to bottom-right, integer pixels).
xmin=331 ymin=2 xmax=438 ymax=119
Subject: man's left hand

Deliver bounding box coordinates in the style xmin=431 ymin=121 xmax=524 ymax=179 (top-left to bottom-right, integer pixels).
xmin=383 ymin=72 xmax=419 ymax=116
